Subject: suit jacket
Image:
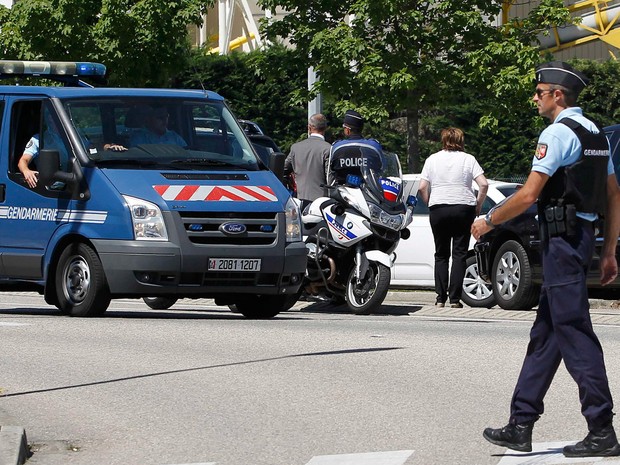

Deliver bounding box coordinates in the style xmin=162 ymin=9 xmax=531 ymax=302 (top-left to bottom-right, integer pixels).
xmin=284 ymin=134 xmax=331 ymax=201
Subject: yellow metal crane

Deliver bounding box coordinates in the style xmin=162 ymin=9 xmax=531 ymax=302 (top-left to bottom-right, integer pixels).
xmin=503 ymin=0 xmax=620 ymax=55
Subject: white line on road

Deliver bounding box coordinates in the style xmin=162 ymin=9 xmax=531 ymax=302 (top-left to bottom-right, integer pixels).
xmin=164 ymin=462 xmax=217 ymax=465
xmin=305 ymin=450 xmax=415 ymax=465
xmin=497 ymin=441 xmax=620 ymax=464
xmin=0 ymin=322 xmax=29 ymax=326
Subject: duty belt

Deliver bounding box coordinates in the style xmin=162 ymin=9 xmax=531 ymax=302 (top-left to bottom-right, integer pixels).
xmin=542 ymin=203 xmax=577 ymax=238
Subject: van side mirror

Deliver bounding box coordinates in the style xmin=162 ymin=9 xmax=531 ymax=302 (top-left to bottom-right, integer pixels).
xmin=38 ymin=149 xmax=76 ymax=187
xmin=269 ymin=151 xmax=286 ymax=182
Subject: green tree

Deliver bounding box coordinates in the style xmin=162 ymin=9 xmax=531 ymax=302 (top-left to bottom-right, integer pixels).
xmin=257 ymin=0 xmax=573 ymax=172
xmin=0 ymin=0 xmax=213 ymax=87
xmin=177 ymin=45 xmax=309 ymax=151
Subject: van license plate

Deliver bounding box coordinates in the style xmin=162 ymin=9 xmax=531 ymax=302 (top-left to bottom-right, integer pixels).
xmin=208 ymin=258 xmax=261 ymax=271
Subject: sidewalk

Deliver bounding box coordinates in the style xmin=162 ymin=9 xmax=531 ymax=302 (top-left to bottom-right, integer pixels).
xmin=295 ymin=289 xmax=620 ymax=326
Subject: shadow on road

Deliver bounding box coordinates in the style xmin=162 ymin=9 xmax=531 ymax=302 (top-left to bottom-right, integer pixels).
xmin=298 ymin=301 xmax=421 ymax=316
xmin=0 ymin=347 xmax=405 ymax=399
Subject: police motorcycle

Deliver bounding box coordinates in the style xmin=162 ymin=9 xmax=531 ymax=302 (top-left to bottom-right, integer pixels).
xmin=292 ymin=148 xmax=416 ymax=314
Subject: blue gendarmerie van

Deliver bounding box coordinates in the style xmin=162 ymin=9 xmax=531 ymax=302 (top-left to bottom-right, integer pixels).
xmin=0 ymin=60 xmax=305 ymax=318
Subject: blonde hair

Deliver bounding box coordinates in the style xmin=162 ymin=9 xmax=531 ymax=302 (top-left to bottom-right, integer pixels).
xmin=441 ymin=127 xmax=465 ymax=151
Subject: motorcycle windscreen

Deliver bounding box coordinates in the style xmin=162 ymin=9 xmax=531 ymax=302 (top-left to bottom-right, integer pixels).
xmin=370 ymin=152 xmax=403 ymax=205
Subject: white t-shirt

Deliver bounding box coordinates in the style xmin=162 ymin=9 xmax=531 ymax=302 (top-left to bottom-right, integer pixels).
xmin=420 ymin=150 xmax=484 ymax=207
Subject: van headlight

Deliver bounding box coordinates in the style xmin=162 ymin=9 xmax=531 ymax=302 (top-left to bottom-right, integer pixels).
xmin=123 ymin=195 xmax=168 ymax=241
xmin=285 ymin=197 xmax=302 ymax=242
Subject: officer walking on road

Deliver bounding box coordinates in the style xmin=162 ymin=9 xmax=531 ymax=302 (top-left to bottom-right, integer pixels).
xmin=472 ymin=61 xmax=620 ymax=457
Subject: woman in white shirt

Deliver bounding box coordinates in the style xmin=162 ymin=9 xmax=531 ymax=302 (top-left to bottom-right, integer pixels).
xmin=418 ymin=127 xmax=488 ymax=308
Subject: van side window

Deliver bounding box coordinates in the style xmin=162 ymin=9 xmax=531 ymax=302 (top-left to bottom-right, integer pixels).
xmin=10 ymin=100 xmax=42 ymax=174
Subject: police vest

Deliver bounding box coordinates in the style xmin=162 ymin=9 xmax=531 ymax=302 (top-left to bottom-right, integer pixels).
xmin=539 ymin=118 xmax=609 ymax=215
xmin=330 ymin=139 xmax=383 ymax=183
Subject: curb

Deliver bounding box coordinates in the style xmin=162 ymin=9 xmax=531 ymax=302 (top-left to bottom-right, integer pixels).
xmin=0 ymin=426 xmax=28 ymax=465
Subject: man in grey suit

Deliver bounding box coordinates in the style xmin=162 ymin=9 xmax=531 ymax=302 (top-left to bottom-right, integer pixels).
xmin=284 ymin=113 xmax=331 ymax=203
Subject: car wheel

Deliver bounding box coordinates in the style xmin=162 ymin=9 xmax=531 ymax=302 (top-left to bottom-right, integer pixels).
xmin=491 ymin=240 xmax=539 ymax=310
xmin=461 ymin=255 xmax=496 ymax=308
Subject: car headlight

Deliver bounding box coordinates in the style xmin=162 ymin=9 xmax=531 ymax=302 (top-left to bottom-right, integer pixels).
xmin=368 ymin=203 xmax=404 ymax=231
xmin=123 ymin=195 xmax=168 ymax=241
xmin=285 ymin=196 xmax=302 ymax=242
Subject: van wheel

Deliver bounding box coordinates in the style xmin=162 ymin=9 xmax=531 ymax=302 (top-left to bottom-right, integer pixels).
xmin=461 ymin=255 xmax=496 ymax=308
xmin=143 ymin=297 xmax=178 ymax=310
xmin=232 ymin=295 xmax=289 ymax=319
xmin=491 ymin=240 xmax=539 ymax=310
xmin=55 ymin=243 xmax=111 ymax=317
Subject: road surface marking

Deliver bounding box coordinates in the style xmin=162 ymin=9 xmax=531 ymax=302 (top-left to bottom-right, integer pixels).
xmin=305 ymin=450 xmax=415 ymax=465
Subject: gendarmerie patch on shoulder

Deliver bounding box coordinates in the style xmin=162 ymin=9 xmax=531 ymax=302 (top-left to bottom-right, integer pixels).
xmin=535 ymin=143 xmax=547 ymax=160
xmin=25 ymin=140 xmax=33 ymax=149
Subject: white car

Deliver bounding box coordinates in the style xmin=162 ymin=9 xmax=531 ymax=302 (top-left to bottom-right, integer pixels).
xmin=391 ymin=174 xmax=522 ymax=307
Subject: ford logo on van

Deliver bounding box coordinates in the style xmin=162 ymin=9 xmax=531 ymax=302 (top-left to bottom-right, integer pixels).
xmin=220 ymin=222 xmax=246 ymax=235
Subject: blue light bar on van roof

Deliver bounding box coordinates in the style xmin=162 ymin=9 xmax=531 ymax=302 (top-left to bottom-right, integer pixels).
xmin=0 ymin=60 xmax=106 ymax=77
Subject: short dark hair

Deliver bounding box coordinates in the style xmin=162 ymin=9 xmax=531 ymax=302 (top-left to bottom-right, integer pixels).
xmin=550 ymin=84 xmax=577 ymax=106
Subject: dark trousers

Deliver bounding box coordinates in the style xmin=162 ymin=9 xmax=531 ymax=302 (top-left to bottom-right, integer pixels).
xmin=429 ymin=204 xmax=476 ymax=304
xmin=509 ymin=221 xmax=614 ymax=431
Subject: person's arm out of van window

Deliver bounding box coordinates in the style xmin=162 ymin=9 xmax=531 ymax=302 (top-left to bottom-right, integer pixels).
xmin=18 ymin=153 xmax=38 ymax=188
xmin=18 ymin=135 xmax=40 ymax=188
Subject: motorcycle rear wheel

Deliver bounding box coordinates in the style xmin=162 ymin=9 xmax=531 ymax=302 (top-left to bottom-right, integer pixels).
xmin=346 ymin=262 xmax=391 ymax=315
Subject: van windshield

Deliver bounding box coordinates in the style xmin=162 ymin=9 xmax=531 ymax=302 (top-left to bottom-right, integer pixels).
xmin=61 ymin=98 xmax=262 ymax=170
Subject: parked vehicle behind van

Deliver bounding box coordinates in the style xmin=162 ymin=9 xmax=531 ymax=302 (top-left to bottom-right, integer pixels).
xmin=474 ymin=123 xmax=620 ymax=310
xmin=0 ymin=60 xmax=306 ymax=318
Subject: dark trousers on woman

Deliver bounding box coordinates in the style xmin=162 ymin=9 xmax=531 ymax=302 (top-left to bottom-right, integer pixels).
xmin=429 ymin=204 xmax=476 ymax=305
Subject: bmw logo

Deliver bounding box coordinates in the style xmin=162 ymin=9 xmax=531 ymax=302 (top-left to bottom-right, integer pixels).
xmin=347 ymin=222 xmax=353 ymax=229
xmin=220 ymin=222 xmax=247 ymax=235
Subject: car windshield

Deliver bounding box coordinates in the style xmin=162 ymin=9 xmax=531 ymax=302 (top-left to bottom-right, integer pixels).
xmin=496 ymin=185 xmax=521 ymax=197
xmin=61 ymin=97 xmax=261 ymax=170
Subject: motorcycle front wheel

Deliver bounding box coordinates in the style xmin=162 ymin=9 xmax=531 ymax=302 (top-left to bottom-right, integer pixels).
xmin=346 ymin=262 xmax=391 ymax=315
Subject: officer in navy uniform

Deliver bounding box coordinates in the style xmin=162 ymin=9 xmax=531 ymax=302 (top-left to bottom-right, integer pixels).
xmin=327 ymin=110 xmax=383 ymax=185
xmin=472 ymin=61 xmax=620 ymax=457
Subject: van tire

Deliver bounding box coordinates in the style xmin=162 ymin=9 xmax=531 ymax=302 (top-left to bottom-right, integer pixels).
xmin=233 ymin=294 xmax=288 ymax=319
xmin=491 ymin=240 xmax=539 ymax=310
xmin=56 ymin=243 xmax=111 ymax=317
xmin=143 ymin=297 xmax=178 ymax=310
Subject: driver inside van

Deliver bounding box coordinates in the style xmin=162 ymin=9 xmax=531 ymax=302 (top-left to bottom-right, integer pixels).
xmin=129 ymin=106 xmax=187 ymax=148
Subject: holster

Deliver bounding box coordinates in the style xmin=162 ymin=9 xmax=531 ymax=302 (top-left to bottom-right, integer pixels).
xmin=542 ymin=203 xmax=577 ymax=238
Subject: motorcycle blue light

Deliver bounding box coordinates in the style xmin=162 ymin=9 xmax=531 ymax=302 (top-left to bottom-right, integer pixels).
xmin=345 ymin=174 xmax=362 ymax=187
xmin=407 ymin=195 xmax=418 ymax=207
xmin=260 ymin=224 xmax=274 ymax=232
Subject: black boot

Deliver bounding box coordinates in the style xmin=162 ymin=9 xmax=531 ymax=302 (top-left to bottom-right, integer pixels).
xmin=483 ymin=422 xmax=534 ymax=452
xmin=563 ymin=425 xmax=620 ymax=457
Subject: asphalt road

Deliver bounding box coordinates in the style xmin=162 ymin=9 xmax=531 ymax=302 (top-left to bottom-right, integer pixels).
xmin=2 ymin=291 xmax=620 ymax=465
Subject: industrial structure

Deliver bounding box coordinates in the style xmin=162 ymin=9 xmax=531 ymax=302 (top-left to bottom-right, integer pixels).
xmin=505 ymin=0 xmax=620 ymax=60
